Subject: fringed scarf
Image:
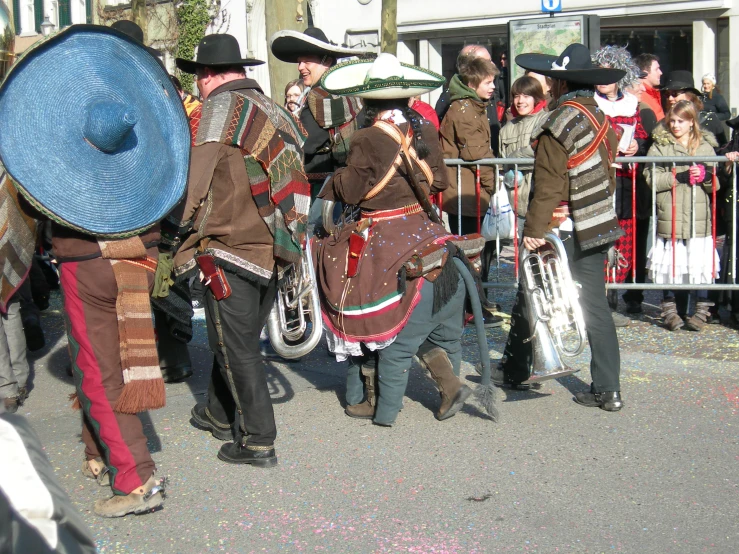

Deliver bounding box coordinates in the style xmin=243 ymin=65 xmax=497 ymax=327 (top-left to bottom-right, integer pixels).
xmin=98 ymin=237 xmax=164 ymax=414
xmin=306 ymin=86 xmax=362 ymax=165
xmin=191 ymin=90 xmax=310 ymax=265
xmin=0 ymin=169 xmax=37 ymax=313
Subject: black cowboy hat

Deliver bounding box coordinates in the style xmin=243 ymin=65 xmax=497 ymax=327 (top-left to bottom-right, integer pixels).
xmin=270 ymin=27 xmax=365 ymax=64
xmin=176 ymin=34 xmax=264 ymax=74
xmin=516 ymin=43 xmax=625 ymax=85
xmin=662 ymin=70 xmax=701 ymax=96
xmin=111 ymin=20 xmax=161 ymax=57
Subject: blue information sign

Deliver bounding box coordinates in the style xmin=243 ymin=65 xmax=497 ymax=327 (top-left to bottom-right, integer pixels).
xmin=541 ymin=0 xmax=562 ymax=13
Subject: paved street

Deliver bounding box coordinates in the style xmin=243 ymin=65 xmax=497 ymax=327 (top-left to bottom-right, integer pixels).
xmin=19 ymin=259 xmax=739 ymax=553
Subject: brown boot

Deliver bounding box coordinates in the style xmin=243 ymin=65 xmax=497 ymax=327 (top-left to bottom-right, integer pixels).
xmin=660 ymin=300 xmax=684 ymax=331
xmin=93 ymin=475 xmax=165 ymax=518
xmin=82 ymin=457 xmax=110 ymax=486
xmin=417 ymin=343 xmax=472 ymax=421
xmin=685 ymin=301 xmax=715 ymax=332
xmin=345 ymin=365 xmax=377 ymax=419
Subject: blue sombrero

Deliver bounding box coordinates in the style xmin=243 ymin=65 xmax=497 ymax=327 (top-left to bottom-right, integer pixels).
xmin=0 ymin=25 xmax=190 ymax=238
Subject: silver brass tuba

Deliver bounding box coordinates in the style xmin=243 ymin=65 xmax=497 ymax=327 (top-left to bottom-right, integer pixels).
xmin=519 ymin=231 xmax=587 ymax=384
xmin=266 ymin=238 xmax=323 ymax=359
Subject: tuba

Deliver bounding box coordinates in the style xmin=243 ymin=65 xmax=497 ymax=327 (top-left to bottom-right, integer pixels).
xmin=266 ymin=238 xmax=323 ymax=359
xmin=518 ymin=231 xmax=587 ymax=384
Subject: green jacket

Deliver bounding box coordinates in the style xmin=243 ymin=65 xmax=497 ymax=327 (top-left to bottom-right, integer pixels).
xmin=643 ymin=124 xmax=719 ymax=240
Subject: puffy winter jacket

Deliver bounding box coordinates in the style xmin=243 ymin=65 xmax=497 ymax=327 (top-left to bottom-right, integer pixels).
xmin=643 ymin=124 xmax=719 ymax=239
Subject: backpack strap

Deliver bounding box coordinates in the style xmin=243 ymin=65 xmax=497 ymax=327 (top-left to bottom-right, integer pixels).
xmin=561 ymin=100 xmax=613 ymax=169
xmin=371 ymin=120 xmax=435 ymax=196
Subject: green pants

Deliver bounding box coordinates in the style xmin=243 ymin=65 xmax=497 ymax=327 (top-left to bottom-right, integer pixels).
xmin=373 ymin=276 xmax=466 ymax=426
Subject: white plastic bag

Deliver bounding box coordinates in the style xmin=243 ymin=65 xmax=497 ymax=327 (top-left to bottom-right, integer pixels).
xmin=481 ymin=186 xmax=515 ymax=241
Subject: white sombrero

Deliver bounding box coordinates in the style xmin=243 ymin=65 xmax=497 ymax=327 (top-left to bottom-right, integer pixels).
xmin=320 ymin=53 xmax=445 ymax=100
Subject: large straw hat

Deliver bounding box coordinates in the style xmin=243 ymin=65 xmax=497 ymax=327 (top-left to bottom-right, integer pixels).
xmin=516 ymin=43 xmax=625 ymax=86
xmin=0 ymin=25 xmax=190 ymax=238
xmin=321 ymin=53 xmax=445 ymax=100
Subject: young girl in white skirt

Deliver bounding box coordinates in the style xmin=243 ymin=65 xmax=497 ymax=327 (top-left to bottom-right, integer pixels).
xmin=644 ymin=100 xmax=721 ymax=331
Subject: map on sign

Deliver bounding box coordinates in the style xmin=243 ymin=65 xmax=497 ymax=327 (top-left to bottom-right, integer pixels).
xmin=509 ymin=16 xmax=586 ymax=82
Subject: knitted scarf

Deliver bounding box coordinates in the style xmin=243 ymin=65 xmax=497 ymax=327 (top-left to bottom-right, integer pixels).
xmin=191 ymin=90 xmax=310 ymax=264
xmin=98 ymin=237 xmax=164 ymax=414
xmin=0 ymin=169 xmax=37 ymax=313
xmin=540 ymin=93 xmax=624 ymax=250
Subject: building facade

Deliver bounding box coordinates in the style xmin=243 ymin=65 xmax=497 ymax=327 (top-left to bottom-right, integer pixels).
xmin=311 ymin=0 xmax=739 ymax=115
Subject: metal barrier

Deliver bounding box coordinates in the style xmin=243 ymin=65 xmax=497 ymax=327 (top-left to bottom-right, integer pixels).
xmin=443 ymin=156 xmax=739 ymax=292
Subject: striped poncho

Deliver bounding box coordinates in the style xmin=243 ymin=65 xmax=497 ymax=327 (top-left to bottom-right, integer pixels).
xmin=190 ymin=90 xmax=310 ymax=265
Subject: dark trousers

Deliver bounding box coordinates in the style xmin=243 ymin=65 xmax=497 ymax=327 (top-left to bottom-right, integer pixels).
xmin=622 ymin=217 xmax=650 ymax=305
xmin=502 ymin=233 xmax=621 ymax=393
xmin=448 ymin=214 xmax=497 ymax=282
xmin=205 ymin=273 xmax=277 ymax=447
xmin=61 ymin=258 xmax=155 ymax=495
xmin=153 ymin=306 xmax=192 ymax=369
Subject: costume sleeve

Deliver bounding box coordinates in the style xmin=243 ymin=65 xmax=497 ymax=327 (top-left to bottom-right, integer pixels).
xmin=523 ymin=132 xmax=569 ymax=238
xmin=422 ymin=123 xmax=450 ymax=194
xmin=328 ymin=132 xmax=382 ymax=205
xmin=170 ymin=142 xmax=225 ymax=233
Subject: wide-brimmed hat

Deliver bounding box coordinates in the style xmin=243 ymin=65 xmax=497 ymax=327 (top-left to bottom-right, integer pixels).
xmin=662 ymin=70 xmax=701 ymax=96
xmin=176 ymin=34 xmax=264 ymax=74
xmin=516 ymin=43 xmax=625 ymax=85
xmin=111 ymin=20 xmax=160 ymax=57
xmin=321 ymin=53 xmax=444 ymax=100
xmin=270 ymin=27 xmax=365 ymax=64
xmin=0 ymin=25 xmax=190 ymax=238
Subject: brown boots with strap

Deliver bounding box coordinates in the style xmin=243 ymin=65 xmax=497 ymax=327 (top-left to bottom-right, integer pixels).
xmin=685 ymin=301 xmax=715 ymax=332
xmin=660 ymin=299 xmax=684 ymax=331
xmin=416 ymin=342 xmax=472 ymax=421
xmin=94 ymin=475 xmax=165 ymax=518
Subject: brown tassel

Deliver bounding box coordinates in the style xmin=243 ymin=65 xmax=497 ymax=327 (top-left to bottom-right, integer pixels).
xmin=114 ymin=379 xmax=166 ymax=414
xmin=68 ymin=392 xmax=81 ymax=411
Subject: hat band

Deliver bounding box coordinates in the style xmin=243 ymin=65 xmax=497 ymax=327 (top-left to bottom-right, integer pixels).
xmin=363 ymin=74 xmax=404 ymax=85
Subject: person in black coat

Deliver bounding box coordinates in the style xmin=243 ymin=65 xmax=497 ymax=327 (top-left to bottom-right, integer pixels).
xmin=701 ymin=73 xmax=731 ymax=121
xmin=663 ymin=70 xmax=727 ymax=147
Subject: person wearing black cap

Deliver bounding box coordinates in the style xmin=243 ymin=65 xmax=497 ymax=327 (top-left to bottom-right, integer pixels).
xmin=173 ymin=34 xmax=310 ymax=467
xmin=496 ymin=43 xmax=626 ymax=412
xmin=663 ymin=70 xmax=727 ymax=147
xmin=270 ymin=28 xmax=366 ymax=205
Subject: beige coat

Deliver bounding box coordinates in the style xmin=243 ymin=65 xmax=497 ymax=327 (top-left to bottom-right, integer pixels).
xmin=498 ymin=109 xmax=549 ymax=217
xmin=643 ymin=125 xmax=719 ymax=240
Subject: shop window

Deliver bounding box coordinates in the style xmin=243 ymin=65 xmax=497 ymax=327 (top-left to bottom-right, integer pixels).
xmin=601 ymin=26 xmax=692 ymax=83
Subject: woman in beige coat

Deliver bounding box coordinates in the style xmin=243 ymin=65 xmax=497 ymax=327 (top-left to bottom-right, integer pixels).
xmin=643 ymin=100 xmax=720 ymax=331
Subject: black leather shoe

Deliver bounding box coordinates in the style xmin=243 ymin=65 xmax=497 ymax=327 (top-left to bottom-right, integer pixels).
xmin=625 ymin=301 xmax=643 ymax=314
xmin=574 ymin=391 xmax=624 ymax=412
xmin=161 ymin=364 xmax=193 ymax=383
xmin=190 ymin=404 xmax=232 ymax=441
xmin=217 ymin=441 xmax=277 ymax=467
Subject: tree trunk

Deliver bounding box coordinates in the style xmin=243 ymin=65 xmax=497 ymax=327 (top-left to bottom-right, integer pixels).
xmin=131 ymin=0 xmax=147 ymax=44
xmin=381 ymin=0 xmax=397 ymax=55
xmin=265 ymin=0 xmax=308 ymax=101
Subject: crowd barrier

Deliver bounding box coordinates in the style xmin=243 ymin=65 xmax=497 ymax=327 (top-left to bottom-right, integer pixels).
xmin=443 ymin=156 xmax=739 ymax=293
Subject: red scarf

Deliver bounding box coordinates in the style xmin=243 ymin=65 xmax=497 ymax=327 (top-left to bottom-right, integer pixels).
xmin=511 ymin=99 xmax=547 ymax=119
